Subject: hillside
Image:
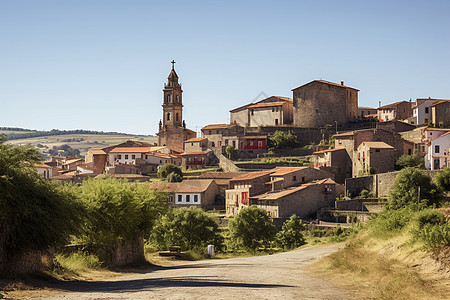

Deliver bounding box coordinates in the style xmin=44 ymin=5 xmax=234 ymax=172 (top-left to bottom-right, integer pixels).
xmin=1 ymin=128 xmax=157 ymax=157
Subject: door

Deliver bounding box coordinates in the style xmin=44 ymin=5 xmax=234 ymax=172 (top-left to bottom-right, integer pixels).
xmin=434 ymin=159 xmax=440 ymax=170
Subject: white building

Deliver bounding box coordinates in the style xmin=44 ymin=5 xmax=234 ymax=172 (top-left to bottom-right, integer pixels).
xmin=36 ymin=164 xmax=52 ymax=179
xmin=108 ymin=147 xmax=152 ymax=165
xmin=425 ymin=131 xmax=450 ymax=170
xmin=412 ymin=99 xmax=439 ymax=125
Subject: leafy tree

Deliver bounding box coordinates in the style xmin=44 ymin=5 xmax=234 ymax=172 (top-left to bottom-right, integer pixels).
xmin=77 ymin=178 xmax=167 ymax=245
xmin=388 ymin=167 xmax=443 ymax=210
xmin=268 ymin=130 xmax=297 ymax=149
xmin=49 ymin=144 xmax=81 ymax=157
xmin=225 ymin=145 xmax=238 ymax=159
xmin=395 ymin=150 xmax=425 ymax=169
xmin=0 ymin=143 xmax=81 ymax=256
xmin=435 ymin=167 xmax=450 ymax=193
xmin=229 ymin=206 xmax=277 ymax=251
xmin=150 ymin=207 xmax=222 ymax=250
xmin=276 ymin=215 xmax=306 ymax=249
xmin=167 ymin=171 xmax=183 ymax=182
xmin=157 ymin=163 xmax=183 ymax=179
xmin=0 ymin=133 xmax=6 ymax=143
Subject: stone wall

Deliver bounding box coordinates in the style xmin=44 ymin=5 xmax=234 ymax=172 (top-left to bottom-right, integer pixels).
xmin=244 ymin=126 xmax=323 ymax=147
xmin=335 ymin=198 xmax=379 ymax=211
xmin=218 ymin=154 xmax=242 ymax=172
xmin=345 ymin=175 xmax=375 ymax=197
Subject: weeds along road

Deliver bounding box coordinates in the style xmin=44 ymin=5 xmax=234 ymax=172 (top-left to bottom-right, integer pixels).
xmin=18 ymin=244 xmax=358 ymax=299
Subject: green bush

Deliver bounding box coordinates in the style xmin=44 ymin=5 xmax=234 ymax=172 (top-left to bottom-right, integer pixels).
xmin=435 ymin=167 xmax=450 ymax=192
xmin=55 ymin=252 xmax=102 ymax=272
xmin=418 ymin=223 xmax=450 ymax=248
xmin=395 ymin=150 xmax=425 ymax=169
xmin=77 ymin=178 xmax=167 ymax=245
xmin=415 ymin=210 xmax=445 ymax=228
xmin=367 ymin=207 xmax=414 ymax=238
xmin=276 ymin=215 xmax=306 ymax=249
xmin=167 ymin=171 xmax=183 ymax=182
xmin=268 ymin=131 xmax=297 ymax=149
xmin=157 ymin=164 xmax=183 ymax=179
xmin=229 ymin=206 xmax=277 ymax=251
xmin=150 ymin=207 xmax=222 ymax=251
xmin=0 ymin=143 xmax=81 ymax=255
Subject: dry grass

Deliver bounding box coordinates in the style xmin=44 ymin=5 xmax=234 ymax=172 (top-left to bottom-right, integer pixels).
xmin=312 ymin=231 xmax=450 ymax=299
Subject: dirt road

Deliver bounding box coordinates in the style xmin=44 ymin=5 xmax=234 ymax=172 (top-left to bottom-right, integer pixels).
xmin=9 ymin=244 xmax=358 ymax=299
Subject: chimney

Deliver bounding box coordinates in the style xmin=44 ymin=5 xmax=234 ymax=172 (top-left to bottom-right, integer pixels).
xmin=341 ymin=81 xmax=344 ymax=86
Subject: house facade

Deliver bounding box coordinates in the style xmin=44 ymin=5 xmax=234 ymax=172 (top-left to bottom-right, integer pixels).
xmin=312 ymin=148 xmax=347 ymax=183
xmin=377 ymin=101 xmax=413 ymax=122
xmin=425 ymin=132 xmax=450 ymax=170
xmin=354 ymin=142 xmax=395 ymax=176
xmin=292 ymin=80 xmax=358 ymax=127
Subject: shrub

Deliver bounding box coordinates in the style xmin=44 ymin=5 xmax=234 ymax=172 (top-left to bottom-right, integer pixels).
xmin=388 ymin=167 xmax=443 ymax=210
xmin=395 ymin=151 xmax=425 ymax=169
xmin=77 ymin=178 xmax=167 ymax=245
xmin=150 ymin=207 xmax=222 ymax=251
xmin=415 ymin=209 xmax=445 ymax=228
xmin=0 ymin=143 xmax=81 ymax=255
xmin=276 ymin=216 xmax=306 ymax=249
xmin=157 ymin=163 xmax=183 ymax=179
xmin=225 ymin=145 xmax=238 ymax=160
xmin=435 ymin=167 xmax=450 ymax=192
xmin=367 ymin=207 xmax=414 ymax=238
xmin=268 ymin=131 xmax=297 ymax=149
xmin=229 ymin=206 xmax=277 ymax=251
xmin=55 ymin=252 xmax=102 ymax=272
xmin=167 ymin=171 xmax=183 ymax=182
xmin=418 ymin=223 xmax=450 ymax=248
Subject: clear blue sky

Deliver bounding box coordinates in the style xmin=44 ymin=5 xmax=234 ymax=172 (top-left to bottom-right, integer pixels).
xmin=1 ymin=0 xmax=449 ymax=135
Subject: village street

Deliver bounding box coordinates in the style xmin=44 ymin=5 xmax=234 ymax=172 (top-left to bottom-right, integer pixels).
xmin=9 ymin=244 xmax=359 ymax=300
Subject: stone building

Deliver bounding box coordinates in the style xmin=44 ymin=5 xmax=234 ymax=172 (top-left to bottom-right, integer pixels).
xmin=292 ymin=80 xmax=358 ymax=127
xmin=430 ymin=100 xmax=450 ymax=126
xmin=354 ymin=142 xmax=395 ymax=176
xmin=201 ymin=124 xmax=244 ymax=151
xmin=377 ymin=100 xmax=413 ymax=122
xmin=229 ymin=96 xmax=293 ymax=127
xmin=253 ymin=178 xmax=336 ymax=219
xmin=157 ymin=61 xmax=196 ymax=151
xmin=333 ymin=128 xmax=414 ymax=177
xmin=358 ymin=107 xmax=377 ymax=119
xmin=184 ymin=137 xmax=208 ymax=153
xmin=312 ymin=148 xmax=347 ymax=183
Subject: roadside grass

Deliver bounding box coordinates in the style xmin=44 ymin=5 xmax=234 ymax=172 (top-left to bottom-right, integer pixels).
xmin=54 ymin=252 xmax=102 ymax=273
xmin=312 ymin=208 xmax=450 ymax=299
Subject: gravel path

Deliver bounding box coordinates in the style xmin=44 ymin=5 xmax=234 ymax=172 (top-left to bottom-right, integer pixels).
xmin=12 ymin=244 xmax=358 ymax=299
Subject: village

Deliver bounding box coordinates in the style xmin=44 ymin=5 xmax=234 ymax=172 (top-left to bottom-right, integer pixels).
xmin=31 ymin=61 xmax=450 ymax=226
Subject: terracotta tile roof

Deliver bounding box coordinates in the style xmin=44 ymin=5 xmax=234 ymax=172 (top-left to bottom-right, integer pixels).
xmin=198 ymin=172 xmax=247 ymax=179
xmin=253 ymin=178 xmax=336 ymax=200
xmin=378 ymin=101 xmax=410 ymax=110
xmin=361 ymin=142 xmax=394 ymax=149
xmin=429 ymin=100 xmax=450 ymax=107
xmin=181 ymin=150 xmax=212 ymax=156
xmin=313 ymin=148 xmax=346 ymax=154
xmin=248 ymin=101 xmax=286 ymax=109
xmin=185 ymin=137 xmax=207 ymax=143
xmin=424 ymin=127 xmax=450 ymax=132
xmin=35 ymin=164 xmax=52 ymax=169
xmin=270 ymin=167 xmax=308 ymax=176
xmin=266 ymin=178 xmax=284 ymax=184
xmin=89 ymin=149 xmax=106 ymax=155
xmin=231 ymin=170 xmax=274 ymax=181
xmin=292 ymin=80 xmax=359 ymax=91
xmin=333 ymin=131 xmax=354 ymax=138
xmin=256 ymin=96 xmax=293 ymax=103
xmin=358 ymin=106 xmax=377 ymax=110
xmin=202 ymin=124 xmax=237 ymax=130
xmin=175 ymin=179 xmax=214 ymax=193
xmin=63 ymin=158 xmax=84 ymax=165
xmin=229 ymin=103 xmax=254 ymax=113
xmin=77 ymin=162 xmax=95 ymax=170
xmin=148 ymin=182 xmax=179 ymax=193
xmin=109 ymin=147 xmax=152 ymax=153
xmin=273 ymin=96 xmax=293 ymax=102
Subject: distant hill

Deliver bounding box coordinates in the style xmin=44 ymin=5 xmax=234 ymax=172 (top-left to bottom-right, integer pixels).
xmin=0 ymin=127 xmax=154 ymax=140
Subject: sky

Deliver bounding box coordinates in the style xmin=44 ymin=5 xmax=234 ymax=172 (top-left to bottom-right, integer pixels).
xmin=1 ymin=0 xmax=449 ymax=136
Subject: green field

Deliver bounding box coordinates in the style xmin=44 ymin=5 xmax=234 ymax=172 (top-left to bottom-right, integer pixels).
xmin=7 ymin=134 xmax=158 ymax=157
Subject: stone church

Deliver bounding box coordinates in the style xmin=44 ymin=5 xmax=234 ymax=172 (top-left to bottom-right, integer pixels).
xmin=157 ymin=61 xmax=196 ymax=151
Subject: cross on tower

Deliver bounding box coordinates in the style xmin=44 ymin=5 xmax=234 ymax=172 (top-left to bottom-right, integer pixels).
xmin=171 ymin=60 xmax=176 ymax=70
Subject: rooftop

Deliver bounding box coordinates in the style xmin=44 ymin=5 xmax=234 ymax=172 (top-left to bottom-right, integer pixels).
xmin=109 ymin=147 xmax=152 ymax=153
xmin=361 ymin=141 xmax=394 ymax=149
xmin=89 ymin=149 xmax=106 ymax=155
xmin=185 ymin=137 xmax=207 ymax=143
xmin=270 ymin=167 xmax=308 ymax=176
xmin=313 ymin=148 xmax=346 ymax=154
xmin=248 ymin=101 xmax=287 ymax=109
xmin=231 ymin=170 xmax=274 ymax=181
xmin=198 ymin=172 xmax=247 ymax=179
xmin=202 ymin=124 xmax=238 ymax=130
xmin=378 ymin=100 xmax=410 ymax=110
xmin=292 ymin=80 xmax=359 ymax=91
xmin=175 ymin=179 xmax=215 ymax=193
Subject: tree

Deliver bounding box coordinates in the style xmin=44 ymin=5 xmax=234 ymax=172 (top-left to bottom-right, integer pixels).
xmin=0 ymin=133 xmax=6 ymax=143
xmin=167 ymin=171 xmax=183 ymax=182
xmin=388 ymin=167 xmax=443 ymax=210
xmin=77 ymin=178 xmax=167 ymax=245
xmin=229 ymin=206 xmax=277 ymax=251
xmin=0 ymin=143 xmax=81 ymax=257
xmin=276 ymin=215 xmax=306 ymax=249
xmin=150 ymin=207 xmax=222 ymax=251
xmin=395 ymin=150 xmax=425 ymax=169
xmin=435 ymin=167 xmax=450 ymax=193
xmin=268 ymin=131 xmax=297 ymax=149
xmin=157 ymin=163 xmax=183 ymax=179
xmin=225 ymin=145 xmax=238 ymax=160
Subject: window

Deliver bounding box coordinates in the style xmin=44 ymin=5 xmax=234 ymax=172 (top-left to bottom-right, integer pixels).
xmin=167 ymin=94 xmax=171 ymax=103
xmin=218 ymin=141 xmax=222 ymax=146
xmin=176 ymin=95 xmax=179 ymax=103
xmin=191 ymin=143 xmax=194 ymax=146
xmin=232 ymin=141 xmax=236 ymax=147
xmin=125 ymin=155 xmax=129 ymax=159
xmin=422 ymin=146 xmax=425 ymax=152
xmin=132 ymin=155 xmax=135 ymax=159
xmin=375 ymin=149 xmax=380 ymax=153
xmin=167 ymin=112 xmax=171 ymax=120
xmin=251 ymin=109 xmax=254 ymax=115
xmin=160 ymin=160 xmax=162 ymax=163
xmin=258 ymin=141 xmax=263 ymax=148
xmin=177 ymin=195 xmax=182 ymax=203
xmin=302 ymin=177 xmax=305 ymax=182
xmin=211 ymin=142 xmax=215 ymax=147
xmin=194 ymin=195 xmax=198 ymax=202
xmin=408 ymin=149 xmax=412 ymax=155
xmin=293 ymin=176 xmax=297 ymax=181
xmin=169 ymin=196 xmax=173 ymax=203
xmin=425 ymin=107 xmax=429 ymax=113
xmin=118 ymin=155 xmax=122 ymax=159
xmin=435 ymin=145 xmax=440 ymax=153
xmin=225 ymin=139 xmax=229 ymax=146
xmin=316 ymin=108 xmax=319 ymax=113
xmin=176 ymin=113 xmax=179 ymax=121
xmin=250 ymin=141 xmax=254 ymax=147
xmin=186 ymin=195 xmax=190 ymax=202
xmin=425 ymin=118 xmax=429 ymax=123
xmin=209 ymin=130 xmax=211 ymax=135
xmin=275 ymin=119 xmax=279 ymax=125
xmin=272 ymin=107 xmax=275 ymax=112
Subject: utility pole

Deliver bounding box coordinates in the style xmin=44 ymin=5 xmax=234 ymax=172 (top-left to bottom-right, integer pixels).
xmin=418 ymin=186 xmax=421 ymax=204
